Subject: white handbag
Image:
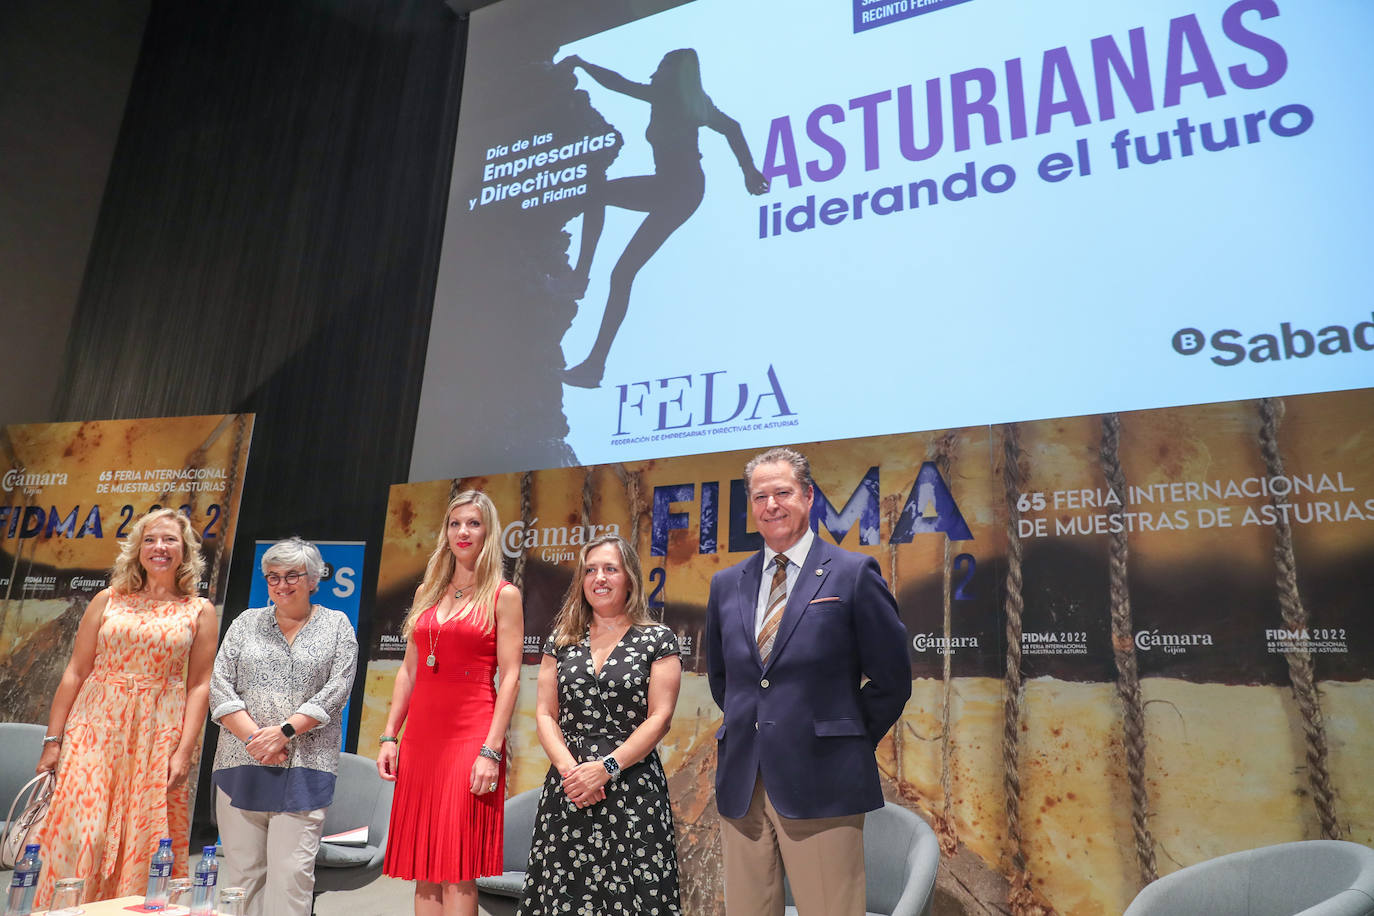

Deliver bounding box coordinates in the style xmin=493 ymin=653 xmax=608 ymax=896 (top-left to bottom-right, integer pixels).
xmin=2 ymin=771 xmax=55 ymax=869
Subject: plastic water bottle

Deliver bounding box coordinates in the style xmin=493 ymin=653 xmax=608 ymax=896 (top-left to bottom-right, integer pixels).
xmin=144 ymin=837 xmax=174 ymax=909
xmin=4 ymin=844 xmax=42 ymax=916
xmin=189 ymin=846 xmax=218 ymax=916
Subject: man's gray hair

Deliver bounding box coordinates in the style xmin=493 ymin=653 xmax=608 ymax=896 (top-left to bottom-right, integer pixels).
xmin=744 ymin=446 xmax=813 ymax=493
xmin=260 ymin=536 xmax=327 ymax=587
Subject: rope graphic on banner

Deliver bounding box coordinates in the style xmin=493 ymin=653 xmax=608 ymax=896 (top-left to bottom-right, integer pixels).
xmin=885 ymin=494 xmax=901 ymax=596
xmin=931 ymin=432 xmax=959 ymax=856
xmin=1100 ymin=414 xmax=1158 ymax=885
xmin=999 ymin=424 xmax=1043 ymax=914
xmin=610 ymin=464 xmax=646 ymax=549
xmin=882 ymin=492 xmax=909 ymax=789
xmin=148 ymin=415 xmax=243 ymax=602
xmin=209 ymin=416 xmax=246 ymax=601
xmin=0 ymin=429 xmax=38 ymax=636
xmin=0 ymin=493 xmax=35 ymax=635
xmin=579 ymin=466 xmax=595 ymax=531
xmin=512 ymin=471 xmax=533 ymax=589
xmin=1257 ymin=398 xmax=1341 ymax=840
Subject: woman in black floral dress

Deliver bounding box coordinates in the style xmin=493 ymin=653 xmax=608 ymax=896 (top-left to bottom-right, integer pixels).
xmin=518 ymin=534 xmax=683 ymax=916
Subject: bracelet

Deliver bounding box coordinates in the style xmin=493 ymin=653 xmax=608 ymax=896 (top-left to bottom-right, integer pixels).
xmin=43 ymin=735 xmax=62 ymax=745
xmin=378 ymin=735 xmax=399 ymax=744
xmin=478 ymin=744 xmax=502 ymax=763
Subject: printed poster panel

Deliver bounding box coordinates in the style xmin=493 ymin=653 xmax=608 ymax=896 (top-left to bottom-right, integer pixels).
xmin=0 ymin=414 xmax=255 ymax=724
xmin=367 ymin=389 xmax=1373 ymax=914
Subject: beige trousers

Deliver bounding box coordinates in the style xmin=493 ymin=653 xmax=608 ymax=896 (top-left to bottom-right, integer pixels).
xmin=215 ymin=787 xmax=326 ymax=916
xmin=719 ymin=777 xmax=866 ymax=916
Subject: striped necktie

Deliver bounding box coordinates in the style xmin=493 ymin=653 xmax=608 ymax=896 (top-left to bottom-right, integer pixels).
xmin=757 ymin=554 xmax=789 ymax=664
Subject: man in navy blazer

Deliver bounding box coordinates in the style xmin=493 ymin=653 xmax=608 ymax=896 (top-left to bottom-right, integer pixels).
xmin=706 ymin=447 xmax=911 ymax=916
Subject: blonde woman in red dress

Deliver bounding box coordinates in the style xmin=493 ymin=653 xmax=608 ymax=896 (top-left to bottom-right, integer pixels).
xmin=378 ymin=490 xmax=524 ymax=916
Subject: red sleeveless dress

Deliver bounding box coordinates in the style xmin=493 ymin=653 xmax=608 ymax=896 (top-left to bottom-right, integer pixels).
xmin=383 ymin=585 xmax=507 ymax=882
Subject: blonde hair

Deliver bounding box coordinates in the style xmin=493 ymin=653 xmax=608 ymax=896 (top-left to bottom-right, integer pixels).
xmin=261 ymin=537 xmax=326 ymax=591
xmin=401 ymin=490 xmax=504 ymax=639
xmin=109 ymin=508 xmax=205 ymax=596
xmin=548 ymin=534 xmax=654 ymax=649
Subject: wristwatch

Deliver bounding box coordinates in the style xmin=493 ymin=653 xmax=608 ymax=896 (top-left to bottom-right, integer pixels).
xmin=601 ymin=755 xmax=621 ymax=781
xmin=279 ymin=721 xmax=297 ymax=739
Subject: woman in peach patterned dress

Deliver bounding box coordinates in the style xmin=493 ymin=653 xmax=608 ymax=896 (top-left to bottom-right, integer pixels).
xmin=34 ymin=508 xmax=218 ymax=907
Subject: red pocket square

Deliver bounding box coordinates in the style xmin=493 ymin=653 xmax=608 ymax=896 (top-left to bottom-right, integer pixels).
xmin=808 ymin=596 xmax=841 ymax=604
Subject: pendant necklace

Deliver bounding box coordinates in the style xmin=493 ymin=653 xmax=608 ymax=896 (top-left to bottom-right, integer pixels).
xmin=426 ymin=608 xmax=446 ymax=668
xmin=428 ymin=582 xmax=474 ymax=668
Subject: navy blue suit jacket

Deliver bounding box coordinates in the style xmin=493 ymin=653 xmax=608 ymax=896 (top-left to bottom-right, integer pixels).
xmin=705 ymin=536 xmax=911 ymax=820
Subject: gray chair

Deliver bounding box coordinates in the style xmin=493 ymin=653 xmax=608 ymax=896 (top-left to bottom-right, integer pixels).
xmin=475 ymin=787 xmax=542 ymax=916
xmin=784 ymin=800 xmax=941 ymax=916
xmin=1123 ymin=840 xmax=1374 ymax=916
xmin=311 ymin=753 xmax=395 ymax=911
xmin=0 ymin=723 xmax=47 ymax=836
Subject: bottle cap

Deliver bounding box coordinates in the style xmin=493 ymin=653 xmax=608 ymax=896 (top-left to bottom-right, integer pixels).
xmin=25 ymin=843 xmax=40 ymax=853
xmin=203 ymin=845 xmax=217 ymax=855
xmin=159 ymin=838 xmax=172 ymax=846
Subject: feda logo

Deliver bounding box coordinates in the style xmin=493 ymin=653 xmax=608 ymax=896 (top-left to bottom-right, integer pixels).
xmin=613 ymin=365 xmax=796 ymax=442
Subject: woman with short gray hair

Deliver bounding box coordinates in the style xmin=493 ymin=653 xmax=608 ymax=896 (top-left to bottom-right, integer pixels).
xmin=209 ymin=537 xmax=358 ymax=916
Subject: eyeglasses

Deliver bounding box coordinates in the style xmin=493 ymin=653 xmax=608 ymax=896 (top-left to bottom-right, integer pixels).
xmin=265 ymin=571 xmax=305 ymax=586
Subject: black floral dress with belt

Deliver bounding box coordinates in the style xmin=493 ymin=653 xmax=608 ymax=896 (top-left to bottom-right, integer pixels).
xmin=518 ymin=624 xmax=682 ymax=916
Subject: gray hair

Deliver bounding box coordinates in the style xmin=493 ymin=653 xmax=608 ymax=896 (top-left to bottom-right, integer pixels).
xmin=744 ymin=446 xmax=813 ymax=494
xmin=261 ymin=537 xmax=327 ymax=590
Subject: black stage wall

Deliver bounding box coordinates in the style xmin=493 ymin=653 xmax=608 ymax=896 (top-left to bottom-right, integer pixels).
xmin=0 ymin=0 xmax=148 ymax=428
xmin=47 ymin=0 xmax=469 ymax=831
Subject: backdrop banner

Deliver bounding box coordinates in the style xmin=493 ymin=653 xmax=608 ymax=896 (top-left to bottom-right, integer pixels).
xmin=365 ymin=389 xmax=1372 ymax=914
xmin=413 ymin=0 xmax=1374 ymax=479
xmin=0 ymin=413 xmax=255 ymax=724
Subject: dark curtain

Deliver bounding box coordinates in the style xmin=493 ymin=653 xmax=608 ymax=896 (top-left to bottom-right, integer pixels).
xmin=52 ymin=0 xmax=468 ymax=836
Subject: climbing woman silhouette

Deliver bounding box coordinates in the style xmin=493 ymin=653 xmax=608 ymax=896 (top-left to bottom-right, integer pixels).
xmin=561 ymin=49 xmax=769 ymax=389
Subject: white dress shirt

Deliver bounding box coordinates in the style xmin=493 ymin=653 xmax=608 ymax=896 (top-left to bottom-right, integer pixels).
xmin=754 ymin=526 xmax=816 ymax=640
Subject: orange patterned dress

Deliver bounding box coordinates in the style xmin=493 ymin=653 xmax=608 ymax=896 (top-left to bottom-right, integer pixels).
xmin=37 ymin=592 xmax=202 ymax=907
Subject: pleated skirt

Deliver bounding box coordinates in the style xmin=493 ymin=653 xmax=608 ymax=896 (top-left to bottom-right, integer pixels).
xmin=383 ymin=663 xmax=505 ymax=883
